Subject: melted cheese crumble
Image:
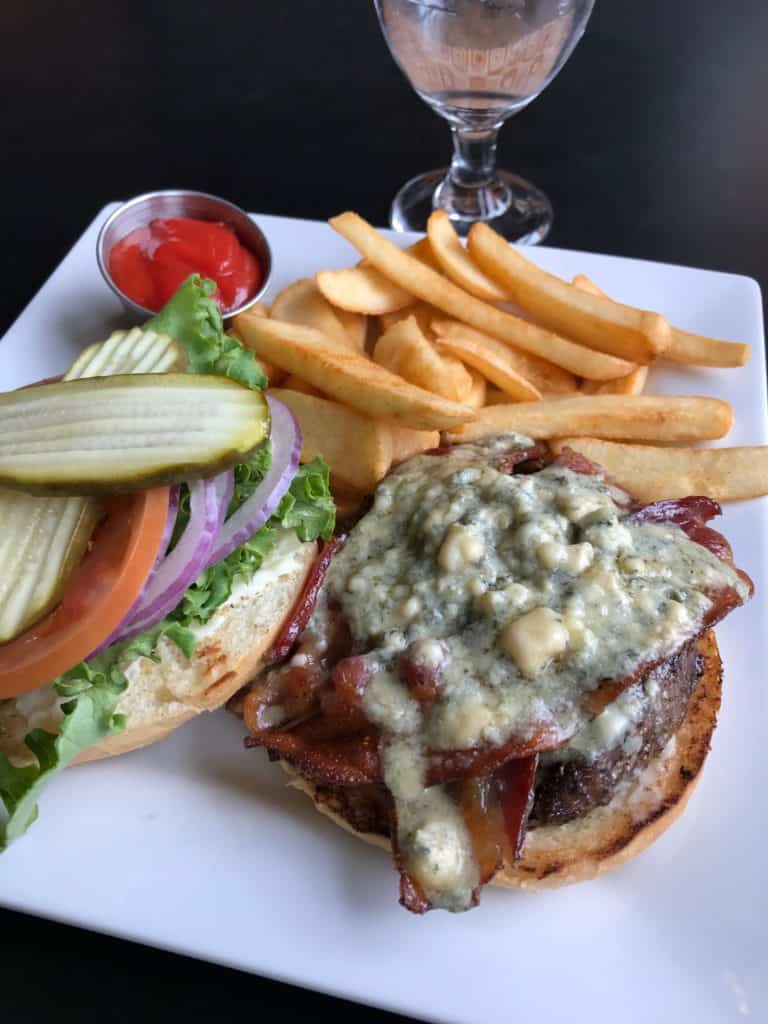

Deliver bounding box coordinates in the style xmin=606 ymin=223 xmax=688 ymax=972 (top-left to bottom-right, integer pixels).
xmin=310 ymin=437 xmax=749 ymax=910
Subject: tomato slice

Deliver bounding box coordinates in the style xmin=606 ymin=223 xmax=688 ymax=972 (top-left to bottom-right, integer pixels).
xmin=0 ymin=487 xmax=169 ymax=699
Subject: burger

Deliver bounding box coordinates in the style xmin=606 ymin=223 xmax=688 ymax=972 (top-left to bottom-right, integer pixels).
xmin=236 ymin=435 xmax=752 ymax=913
xmin=0 ymin=276 xmax=334 ymax=848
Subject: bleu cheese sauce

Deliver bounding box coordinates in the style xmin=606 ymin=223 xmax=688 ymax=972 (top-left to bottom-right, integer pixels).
xmin=312 ymin=437 xmax=748 ymax=910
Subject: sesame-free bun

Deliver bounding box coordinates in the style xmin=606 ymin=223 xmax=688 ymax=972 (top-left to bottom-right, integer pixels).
xmin=0 ymin=530 xmax=316 ymax=766
xmin=284 ymin=630 xmax=722 ymax=892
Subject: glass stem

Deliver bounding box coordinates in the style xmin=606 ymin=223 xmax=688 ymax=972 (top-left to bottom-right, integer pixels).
xmin=434 ymin=124 xmax=513 ymax=228
xmin=449 ymin=126 xmax=501 ymax=189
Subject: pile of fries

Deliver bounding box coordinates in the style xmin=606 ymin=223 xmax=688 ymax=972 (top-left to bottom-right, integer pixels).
xmin=232 ymin=210 xmax=766 ymax=512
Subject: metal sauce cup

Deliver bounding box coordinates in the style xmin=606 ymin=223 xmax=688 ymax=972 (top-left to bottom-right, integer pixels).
xmin=96 ymin=189 xmax=272 ymax=319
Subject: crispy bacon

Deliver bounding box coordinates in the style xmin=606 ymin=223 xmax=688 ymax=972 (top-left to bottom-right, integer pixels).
xmin=427 ymin=722 xmax=563 ymax=786
xmin=586 ymin=583 xmax=746 ymax=715
xmin=630 ymin=496 xmax=755 ymax=575
xmin=495 ymin=755 xmax=538 ymax=860
xmin=389 ymin=802 xmax=434 ymax=914
xmin=318 ymin=656 xmax=372 ymax=732
xmin=553 ymin=447 xmax=603 ymax=476
xmin=246 ymin=728 xmax=381 ymax=786
xmin=398 ymin=643 xmax=444 ymax=706
xmin=424 ymin=441 xmax=549 ymax=476
xmin=632 ymin=495 xmax=721 ymax=526
xmin=493 ymin=443 xmax=549 ymax=475
xmin=268 ymin=534 xmax=346 ymax=663
xmin=457 ymin=777 xmax=503 ymax=885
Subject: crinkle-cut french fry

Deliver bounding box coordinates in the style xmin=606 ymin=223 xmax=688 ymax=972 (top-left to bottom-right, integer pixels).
xmin=328 ymin=212 xmax=634 ymax=381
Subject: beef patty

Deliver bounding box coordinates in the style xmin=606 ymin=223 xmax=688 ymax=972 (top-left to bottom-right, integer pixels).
xmin=306 ymin=639 xmax=703 ymax=838
xmin=530 ymin=638 xmax=702 ymax=826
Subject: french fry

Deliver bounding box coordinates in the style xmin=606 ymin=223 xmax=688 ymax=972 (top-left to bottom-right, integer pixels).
xmin=549 ymin=437 xmax=768 ymax=503
xmin=468 ymin=222 xmax=671 ymax=363
xmin=444 ymin=395 xmax=733 ymax=444
xmin=332 ymin=482 xmax=369 ymax=522
xmin=271 ymin=278 xmax=351 ymax=348
xmin=282 ymin=374 xmax=324 ymax=398
xmin=431 ymin=319 xmax=577 ymax=394
xmin=372 ymin=316 xmax=474 ymax=403
xmin=379 ymin=301 xmax=438 ymax=337
xmin=316 ymin=265 xmax=413 ymax=315
xmin=427 ymin=210 xmax=509 ymax=302
xmin=388 ymin=423 xmax=440 ymax=464
xmin=433 ymin=326 xmax=542 ymax=402
xmin=244 ymin=301 xmax=270 ymax=318
xmin=572 ymin=274 xmax=750 ymax=368
xmin=228 ymin=321 xmax=285 ymax=386
xmin=484 ymin=387 xmax=510 ymax=406
xmin=234 ymin=313 xmax=475 ymax=430
xmin=464 ymin=367 xmax=487 ymax=410
xmin=271 ymin=389 xmax=392 ymax=492
xmin=581 ymin=365 xmax=648 ymax=396
xmin=329 ymin=212 xmax=632 ymax=381
xmin=334 ymin=308 xmax=367 ymax=352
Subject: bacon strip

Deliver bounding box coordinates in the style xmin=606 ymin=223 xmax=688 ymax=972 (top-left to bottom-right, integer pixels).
xmin=553 ymin=447 xmax=603 ymax=476
xmin=427 ymin=722 xmax=562 ymax=786
xmin=495 ymin=755 xmax=538 ymax=861
xmin=457 ymin=777 xmax=503 ymax=885
xmin=586 ymin=583 xmax=745 ymax=715
xmin=268 ymin=534 xmax=346 ymax=663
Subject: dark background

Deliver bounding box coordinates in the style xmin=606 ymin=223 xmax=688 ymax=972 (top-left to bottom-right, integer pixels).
xmin=2 ymin=1 xmax=766 ymax=1020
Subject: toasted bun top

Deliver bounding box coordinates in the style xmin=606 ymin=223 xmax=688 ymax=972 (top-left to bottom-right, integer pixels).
xmin=283 ymin=630 xmax=722 ymax=893
xmin=0 ymin=529 xmax=316 ymax=766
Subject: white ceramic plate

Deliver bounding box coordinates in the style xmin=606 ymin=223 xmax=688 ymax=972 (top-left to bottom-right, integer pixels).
xmin=1 ymin=209 xmax=766 ymax=1024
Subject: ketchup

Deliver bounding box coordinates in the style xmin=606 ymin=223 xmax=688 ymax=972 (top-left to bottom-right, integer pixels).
xmin=108 ymin=217 xmax=262 ymax=313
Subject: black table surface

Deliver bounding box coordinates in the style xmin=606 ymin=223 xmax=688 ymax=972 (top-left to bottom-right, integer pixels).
xmin=2 ymin=1 xmax=766 ymax=1020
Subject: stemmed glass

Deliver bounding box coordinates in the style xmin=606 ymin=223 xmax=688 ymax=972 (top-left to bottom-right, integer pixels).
xmin=374 ymin=0 xmax=595 ymax=243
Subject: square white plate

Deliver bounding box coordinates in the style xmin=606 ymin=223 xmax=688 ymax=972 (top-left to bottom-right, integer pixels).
xmin=1 ymin=208 xmax=766 ymax=1024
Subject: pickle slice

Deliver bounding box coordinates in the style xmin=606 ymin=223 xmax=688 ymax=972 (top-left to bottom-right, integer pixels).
xmin=0 ymin=328 xmax=187 ymax=643
xmin=64 ymin=328 xmax=186 ymax=380
xmin=0 ymin=374 xmax=270 ymax=494
xmin=0 ymin=492 xmax=102 ymax=643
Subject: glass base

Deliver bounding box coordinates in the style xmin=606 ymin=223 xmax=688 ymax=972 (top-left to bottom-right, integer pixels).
xmin=390 ymin=168 xmax=553 ymax=245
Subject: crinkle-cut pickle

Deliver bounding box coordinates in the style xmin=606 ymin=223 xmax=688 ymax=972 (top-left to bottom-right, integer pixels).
xmin=0 ymin=327 xmax=188 ymax=643
xmin=0 ymin=374 xmax=270 ymax=495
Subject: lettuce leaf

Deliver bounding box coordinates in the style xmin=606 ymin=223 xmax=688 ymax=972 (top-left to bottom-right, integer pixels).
xmin=0 ymin=279 xmax=335 ymax=848
xmin=169 ymin=457 xmax=335 ymax=625
xmin=148 ymin=274 xmax=268 ymax=390
xmin=0 ymin=668 xmax=126 ymax=850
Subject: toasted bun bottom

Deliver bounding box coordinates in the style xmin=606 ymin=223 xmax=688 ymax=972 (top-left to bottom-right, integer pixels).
xmin=283 ymin=631 xmax=722 ymax=892
xmin=0 ymin=531 xmax=316 ymax=766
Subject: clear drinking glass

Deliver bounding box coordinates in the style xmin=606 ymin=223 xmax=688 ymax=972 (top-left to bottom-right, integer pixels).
xmin=374 ymin=0 xmax=595 ymax=242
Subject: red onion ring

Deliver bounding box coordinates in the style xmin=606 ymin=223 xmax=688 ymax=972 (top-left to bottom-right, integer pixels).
xmin=116 ymin=476 xmax=227 ymax=643
xmin=206 ymin=396 xmax=301 ymax=568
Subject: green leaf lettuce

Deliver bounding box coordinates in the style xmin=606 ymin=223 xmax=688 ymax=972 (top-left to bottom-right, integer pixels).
xmin=0 ymin=277 xmax=335 ymax=848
